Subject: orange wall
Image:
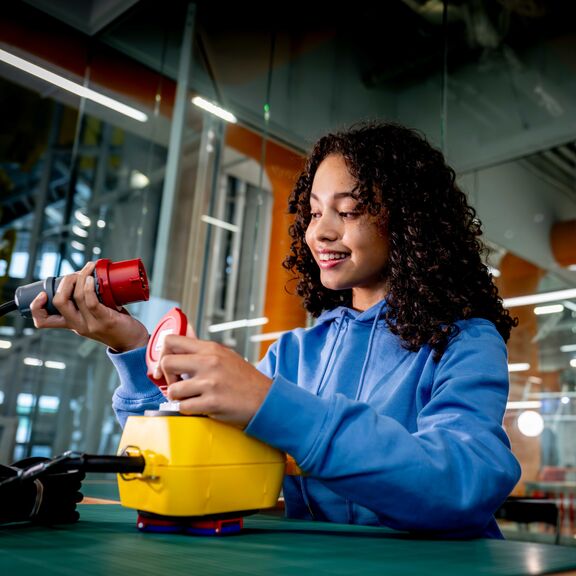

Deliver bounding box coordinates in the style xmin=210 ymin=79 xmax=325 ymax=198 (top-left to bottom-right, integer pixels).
xmin=551 ymin=220 xmax=576 ymax=267
xmin=225 ymin=125 xmax=307 ymax=358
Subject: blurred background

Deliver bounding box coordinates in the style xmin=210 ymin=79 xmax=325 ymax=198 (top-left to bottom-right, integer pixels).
xmin=0 ymin=0 xmax=575 ymax=542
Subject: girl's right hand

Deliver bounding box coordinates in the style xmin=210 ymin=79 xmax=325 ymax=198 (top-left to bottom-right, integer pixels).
xmin=29 ymin=261 xmax=150 ymax=353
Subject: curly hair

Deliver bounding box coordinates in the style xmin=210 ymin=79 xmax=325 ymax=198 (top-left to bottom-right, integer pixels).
xmin=283 ymin=121 xmax=517 ymax=360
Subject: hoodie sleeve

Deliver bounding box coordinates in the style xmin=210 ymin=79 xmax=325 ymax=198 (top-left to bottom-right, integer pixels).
xmin=246 ymin=323 xmax=521 ymax=535
xmin=108 ymin=347 xmax=165 ymax=428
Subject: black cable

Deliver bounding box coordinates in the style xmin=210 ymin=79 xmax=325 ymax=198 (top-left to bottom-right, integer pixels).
xmin=0 ymin=451 xmax=146 ymax=488
xmin=0 ymin=300 xmax=17 ymax=317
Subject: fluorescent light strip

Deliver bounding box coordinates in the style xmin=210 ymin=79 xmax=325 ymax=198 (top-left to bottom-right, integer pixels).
xmin=529 ymin=391 xmax=576 ymax=398
xmin=534 ymin=304 xmax=564 ymax=315
xmin=201 ymin=215 xmax=239 ymax=233
xmin=560 ymin=344 xmax=576 ymax=353
xmin=488 ymin=266 xmax=501 ymax=278
xmin=45 ymin=361 xmax=66 ymax=370
xmin=24 ymin=357 xmax=43 ymax=367
xmin=0 ymin=340 xmax=12 ymax=349
xmin=503 ymin=288 xmax=576 ymax=308
xmin=74 ymin=210 xmax=91 ymax=226
xmin=208 ymin=317 xmax=268 ymax=333
xmin=192 ymin=96 xmax=237 ymax=123
xmin=250 ymin=330 xmax=288 ymax=343
xmin=0 ymin=48 xmax=148 ymax=122
xmin=508 ymin=363 xmax=531 ymax=372
xmin=506 ymin=401 xmax=542 ymax=410
xmin=72 ymin=224 xmax=88 ymax=238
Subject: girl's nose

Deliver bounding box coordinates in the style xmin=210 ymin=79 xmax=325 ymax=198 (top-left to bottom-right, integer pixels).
xmin=313 ymin=215 xmax=339 ymax=241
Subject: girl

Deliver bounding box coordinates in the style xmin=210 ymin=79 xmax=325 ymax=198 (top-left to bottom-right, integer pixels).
xmin=31 ymin=121 xmax=521 ymax=539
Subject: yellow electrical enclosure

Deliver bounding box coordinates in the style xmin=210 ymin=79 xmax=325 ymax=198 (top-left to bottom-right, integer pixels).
xmin=117 ymin=415 xmax=286 ymax=517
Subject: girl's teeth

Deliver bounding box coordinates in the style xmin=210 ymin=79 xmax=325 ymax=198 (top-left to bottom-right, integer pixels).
xmin=320 ymin=253 xmax=348 ymax=261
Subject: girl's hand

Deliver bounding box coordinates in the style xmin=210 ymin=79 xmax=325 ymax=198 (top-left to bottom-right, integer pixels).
xmin=29 ymin=261 xmax=149 ymax=353
xmin=156 ymin=334 xmax=272 ymax=428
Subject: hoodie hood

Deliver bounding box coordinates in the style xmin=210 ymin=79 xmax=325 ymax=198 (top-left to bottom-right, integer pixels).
xmin=316 ymin=298 xmax=388 ymax=326
xmin=313 ymin=299 xmax=389 ymax=400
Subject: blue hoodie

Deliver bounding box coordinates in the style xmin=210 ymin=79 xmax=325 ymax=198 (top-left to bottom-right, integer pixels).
xmin=109 ymin=300 xmax=520 ymax=539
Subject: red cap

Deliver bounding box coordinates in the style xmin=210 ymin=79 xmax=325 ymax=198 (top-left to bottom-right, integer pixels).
xmin=146 ymin=307 xmax=189 ymax=394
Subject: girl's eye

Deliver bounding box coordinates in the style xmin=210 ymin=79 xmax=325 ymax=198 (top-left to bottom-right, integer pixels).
xmin=339 ymin=211 xmax=360 ymax=219
xmin=310 ymin=212 xmax=321 ymax=219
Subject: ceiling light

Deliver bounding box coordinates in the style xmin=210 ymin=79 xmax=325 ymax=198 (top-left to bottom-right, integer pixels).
xmin=130 ymin=170 xmax=150 ymax=189
xmin=208 ymin=317 xmax=268 ymax=333
xmin=528 ymin=391 xmax=576 ymax=398
xmin=97 ymin=220 xmax=106 ymax=228
xmin=571 ymin=359 xmax=576 ymax=368
xmin=72 ymin=225 xmax=88 ymax=238
xmin=192 ymin=96 xmax=237 ymax=123
xmin=0 ymin=48 xmax=148 ymax=122
xmin=506 ymin=400 xmax=542 ymax=410
xmin=250 ymin=331 xmax=288 ymax=343
xmin=0 ymin=340 xmax=12 ymax=349
xmin=74 ymin=210 xmax=91 ymax=226
xmin=201 ymin=215 xmax=239 ymax=233
xmin=534 ymin=304 xmax=564 ymax=315
xmin=488 ymin=266 xmax=501 ymax=278
xmin=45 ymin=360 xmax=66 ymax=370
xmin=70 ymin=240 xmax=85 ymax=251
xmin=508 ymin=363 xmax=530 ymax=372
xmin=17 ymin=393 xmax=34 ymax=408
xmin=39 ymin=396 xmax=60 ymax=410
xmin=517 ymin=410 xmax=544 ymax=437
xmin=560 ymin=344 xmax=576 ymax=353
xmin=23 ymin=357 xmax=43 ymax=367
xmin=503 ymin=288 xmax=576 ymax=308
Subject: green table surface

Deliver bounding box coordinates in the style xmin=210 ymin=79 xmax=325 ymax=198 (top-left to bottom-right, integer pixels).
xmin=2 ymin=481 xmax=576 ymax=575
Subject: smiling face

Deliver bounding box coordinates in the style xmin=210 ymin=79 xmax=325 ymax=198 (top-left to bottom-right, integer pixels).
xmin=304 ymin=154 xmax=390 ymax=311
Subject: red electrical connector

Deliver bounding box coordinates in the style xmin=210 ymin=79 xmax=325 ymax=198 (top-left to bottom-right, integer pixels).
xmin=93 ymin=258 xmax=149 ymax=309
xmin=12 ymin=258 xmax=150 ymax=318
xmin=145 ymin=307 xmax=189 ymax=393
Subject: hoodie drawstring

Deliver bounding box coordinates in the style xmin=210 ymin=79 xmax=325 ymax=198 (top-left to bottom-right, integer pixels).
xmin=355 ymin=300 xmax=386 ymax=401
xmin=315 ymin=317 xmax=345 ymax=396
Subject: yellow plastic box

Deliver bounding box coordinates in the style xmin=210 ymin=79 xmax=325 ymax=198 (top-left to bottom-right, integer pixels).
xmin=117 ymin=415 xmax=286 ymax=517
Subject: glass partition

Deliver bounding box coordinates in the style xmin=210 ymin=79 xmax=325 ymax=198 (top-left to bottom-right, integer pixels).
xmin=0 ymin=2 xmax=173 ymax=458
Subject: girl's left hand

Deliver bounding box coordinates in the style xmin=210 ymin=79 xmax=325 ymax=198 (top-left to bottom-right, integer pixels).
xmin=155 ymin=334 xmax=273 ymax=428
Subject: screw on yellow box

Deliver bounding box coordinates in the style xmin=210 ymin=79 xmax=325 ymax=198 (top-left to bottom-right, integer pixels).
xmin=116 ymin=415 xmax=286 ymax=518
